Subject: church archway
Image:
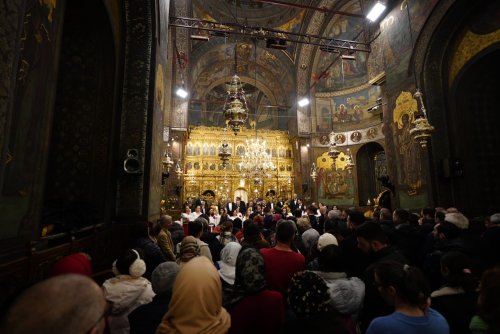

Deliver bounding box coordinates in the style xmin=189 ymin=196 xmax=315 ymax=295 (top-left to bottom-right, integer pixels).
xmin=42 ymin=0 xmax=116 ymax=230
xmin=450 ymin=48 xmax=500 ymax=215
xmin=356 ymin=143 xmax=386 ymax=206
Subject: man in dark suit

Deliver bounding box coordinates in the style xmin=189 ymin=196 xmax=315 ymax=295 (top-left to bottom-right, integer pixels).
xmin=235 ymin=197 xmax=246 ymax=214
xmin=226 ymin=200 xmax=236 ymax=214
xmin=289 ymin=193 xmax=299 ymax=212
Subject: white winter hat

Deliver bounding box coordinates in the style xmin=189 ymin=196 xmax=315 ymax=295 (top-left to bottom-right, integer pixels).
xmin=318 ymin=233 xmax=338 ymax=251
xmin=445 ymin=212 xmax=469 ymax=230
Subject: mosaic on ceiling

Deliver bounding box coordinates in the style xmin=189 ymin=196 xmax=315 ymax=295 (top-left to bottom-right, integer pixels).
xmin=312 ymin=2 xmax=368 ymax=92
xmin=192 ymin=0 xmax=306 ymax=60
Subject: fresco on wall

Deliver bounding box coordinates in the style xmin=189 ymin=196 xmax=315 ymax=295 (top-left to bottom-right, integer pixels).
xmin=315 ymin=85 xmax=382 ymax=132
xmin=315 ymin=152 xmax=354 ymax=206
xmin=393 ymin=91 xmax=422 ymax=196
xmin=314 ymin=13 xmax=368 ymax=92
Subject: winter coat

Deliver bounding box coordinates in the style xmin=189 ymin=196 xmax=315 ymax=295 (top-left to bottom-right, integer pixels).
xmin=102 ymin=275 xmax=155 ymax=334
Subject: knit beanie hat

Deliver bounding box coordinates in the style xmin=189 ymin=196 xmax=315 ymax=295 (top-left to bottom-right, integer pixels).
xmin=152 ymin=262 xmax=180 ymax=295
xmin=49 ymin=253 xmax=92 ymax=277
xmin=318 ymin=233 xmax=338 ymax=251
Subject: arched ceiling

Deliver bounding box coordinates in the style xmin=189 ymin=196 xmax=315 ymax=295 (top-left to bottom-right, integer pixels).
xmin=180 ymin=0 xmax=383 ymax=132
xmin=193 ymin=0 xmax=305 ymax=27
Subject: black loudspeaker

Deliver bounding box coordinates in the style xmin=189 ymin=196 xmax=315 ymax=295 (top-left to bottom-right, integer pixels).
xmin=302 ymin=184 xmax=308 ymax=194
xmin=124 ymin=149 xmax=141 ymax=174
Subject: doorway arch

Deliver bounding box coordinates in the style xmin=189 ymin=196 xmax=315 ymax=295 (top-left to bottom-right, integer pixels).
xmin=450 ymin=49 xmax=500 ymax=215
xmin=356 ymin=143 xmax=386 ymax=206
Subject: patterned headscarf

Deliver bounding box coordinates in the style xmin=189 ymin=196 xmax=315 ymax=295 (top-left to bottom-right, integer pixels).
xmin=288 ymin=271 xmax=331 ymax=317
xmin=176 ymin=236 xmax=200 ymax=266
xmin=223 ymin=247 xmax=267 ymax=310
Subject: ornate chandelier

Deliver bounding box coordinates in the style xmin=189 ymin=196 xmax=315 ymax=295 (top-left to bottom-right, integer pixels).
xmin=240 ymin=138 xmax=276 ymax=184
xmin=310 ymin=162 xmax=318 ymax=181
xmin=218 ymin=139 xmax=231 ymax=167
xmin=162 ymin=151 xmax=174 ymax=172
xmin=328 ymin=131 xmax=341 ymax=168
xmin=345 ymin=148 xmax=355 ymax=173
xmin=409 ymin=89 xmax=434 ymax=148
xmin=223 ymin=74 xmax=249 ymax=133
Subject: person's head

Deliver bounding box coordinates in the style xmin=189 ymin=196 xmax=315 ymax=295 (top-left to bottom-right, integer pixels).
xmin=219 ymin=242 xmax=242 ymax=285
xmin=356 ymin=221 xmax=387 ymax=254
xmin=307 ymin=205 xmax=317 ymax=215
xmin=288 ymin=271 xmax=331 ymax=317
xmin=477 ymin=267 xmax=500 ymax=333
xmin=348 ymin=210 xmax=365 ymax=230
xmin=393 ymin=209 xmax=409 ymax=225
xmin=149 ymin=220 xmax=162 ymax=238
xmin=444 ymin=212 xmax=469 ymax=230
xmin=221 ymin=220 xmax=233 ymax=233
xmin=233 ymin=247 xmax=267 ymax=296
xmin=243 ymin=222 xmax=261 ymax=242
xmin=317 ymin=232 xmax=338 ymax=252
xmin=159 ymin=215 xmax=173 ymax=229
xmin=436 ymin=222 xmax=461 ymax=240
xmin=195 ymin=205 xmax=201 ymax=213
xmin=112 ymin=248 xmax=146 ymax=278
xmin=421 ymin=207 xmax=436 ymax=220
xmin=380 ymin=207 xmax=392 ymax=221
xmin=293 ymin=193 xmax=297 ymax=200
xmin=253 ymin=215 xmax=264 ymax=227
xmin=318 ymin=244 xmax=344 ymax=272
xmin=49 ymin=253 xmax=92 ymax=277
xmin=2 ymin=274 xmax=108 ymax=334
xmin=184 ymin=205 xmax=191 ymax=214
xmin=373 ymin=261 xmax=430 ymax=309
xmin=296 ymin=217 xmax=311 ymax=233
xmin=435 ymin=210 xmax=446 ymax=224
xmin=328 ymin=209 xmax=341 ymax=220
xmin=159 ymin=256 xmax=230 ymax=333
xmin=246 ymin=207 xmax=252 ymax=216
xmin=152 ymin=262 xmax=180 ymax=295
xmin=319 ymin=206 xmax=327 ymax=215
xmin=276 ymin=220 xmax=296 ymax=245
xmin=440 ymin=251 xmax=478 ymax=293
xmin=489 ymin=213 xmax=500 ymax=225
xmin=188 ymin=219 xmax=204 ymax=238
xmin=293 ymin=208 xmax=303 ymax=218
xmin=177 ymin=236 xmax=200 ymax=265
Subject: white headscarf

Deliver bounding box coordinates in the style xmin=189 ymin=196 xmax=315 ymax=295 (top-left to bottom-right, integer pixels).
xmin=218 ymin=242 xmax=242 ymax=285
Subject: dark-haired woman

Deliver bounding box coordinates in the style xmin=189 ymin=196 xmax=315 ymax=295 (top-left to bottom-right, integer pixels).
xmin=367 ymin=261 xmax=449 ymax=334
xmin=103 ymin=248 xmax=155 ymax=334
xmin=470 ymin=267 xmax=500 ymax=334
xmin=431 ymin=251 xmax=478 ymax=334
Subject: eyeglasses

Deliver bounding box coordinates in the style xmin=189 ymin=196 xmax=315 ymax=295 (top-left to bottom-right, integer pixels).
xmin=85 ymin=300 xmax=112 ymax=334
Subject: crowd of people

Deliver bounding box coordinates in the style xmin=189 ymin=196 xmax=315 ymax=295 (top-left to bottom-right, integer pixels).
xmin=2 ymin=195 xmax=500 ymax=334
